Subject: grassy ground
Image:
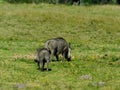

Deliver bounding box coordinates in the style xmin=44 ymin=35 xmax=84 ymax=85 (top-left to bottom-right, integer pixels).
xmin=0 ymin=3 xmax=120 ymax=90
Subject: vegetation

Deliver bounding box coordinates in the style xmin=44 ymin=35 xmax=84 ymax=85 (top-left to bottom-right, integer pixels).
xmin=0 ymin=3 xmax=120 ymax=90
xmin=3 ymin=0 xmax=120 ymax=4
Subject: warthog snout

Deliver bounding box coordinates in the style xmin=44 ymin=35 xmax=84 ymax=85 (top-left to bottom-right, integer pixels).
xmin=67 ymin=57 xmax=71 ymax=61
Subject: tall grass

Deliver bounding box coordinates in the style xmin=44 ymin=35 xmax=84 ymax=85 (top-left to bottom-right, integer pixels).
xmin=0 ymin=3 xmax=120 ymax=90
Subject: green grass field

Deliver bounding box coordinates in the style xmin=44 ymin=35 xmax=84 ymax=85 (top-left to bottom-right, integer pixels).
xmin=0 ymin=3 xmax=120 ymax=90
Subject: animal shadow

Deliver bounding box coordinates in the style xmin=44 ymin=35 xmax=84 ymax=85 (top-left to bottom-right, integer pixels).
xmin=37 ymin=68 xmax=52 ymax=71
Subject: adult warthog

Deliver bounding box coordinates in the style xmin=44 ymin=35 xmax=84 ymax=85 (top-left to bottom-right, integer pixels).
xmin=34 ymin=48 xmax=51 ymax=71
xmin=45 ymin=37 xmax=71 ymax=61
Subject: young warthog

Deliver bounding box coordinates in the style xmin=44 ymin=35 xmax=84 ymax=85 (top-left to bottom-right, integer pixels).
xmin=45 ymin=37 xmax=71 ymax=61
xmin=34 ymin=48 xmax=51 ymax=71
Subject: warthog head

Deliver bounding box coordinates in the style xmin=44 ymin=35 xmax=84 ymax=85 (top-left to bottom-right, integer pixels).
xmin=62 ymin=43 xmax=71 ymax=61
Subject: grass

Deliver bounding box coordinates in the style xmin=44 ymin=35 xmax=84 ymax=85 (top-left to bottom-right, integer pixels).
xmin=0 ymin=3 xmax=120 ymax=90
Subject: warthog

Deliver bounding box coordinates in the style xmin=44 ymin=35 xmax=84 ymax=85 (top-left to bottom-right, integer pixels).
xmin=45 ymin=37 xmax=71 ymax=61
xmin=34 ymin=48 xmax=51 ymax=71
xmin=72 ymin=0 xmax=80 ymax=5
